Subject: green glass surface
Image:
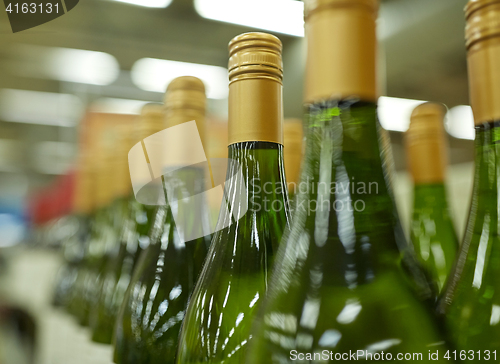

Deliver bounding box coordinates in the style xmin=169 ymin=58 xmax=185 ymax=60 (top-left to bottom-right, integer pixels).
xmin=247 ymin=100 xmax=452 ymax=363
xmin=411 ymin=184 xmax=459 ymax=292
xmin=52 ymin=214 xmax=91 ymax=308
xmin=439 ymin=121 xmax=500 ymax=351
xmin=66 ymin=197 xmax=128 ymax=326
xmin=113 ymin=168 xmax=211 ymax=363
xmin=90 ymin=198 xmax=157 ymax=344
xmin=177 ymin=142 xmax=291 ymax=363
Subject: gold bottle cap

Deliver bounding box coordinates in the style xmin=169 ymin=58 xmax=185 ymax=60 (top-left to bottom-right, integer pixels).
xmin=465 ymin=0 xmax=500 ymax=124
xmin=305 ymin=0 xmax=378 ymax=18
xmin=304 ymin=0 xmax=378 ymax=103
xmin=115 ymin=125 xmax=134 ymax=198
xmin=284 ymin=118 xmax=303 ymax=140
xmin=465 ymin=0 xmax=500 ymax=49
xmin=163 ymin=76 xmax=207 ymax=142
xmin=284 ymin=118 xmax=304 ymax=192
xmin=228 ymin=32 xmax=283 ymax=83
xmin=139 ymin=103 xmax=165 ymax=139
xmin=405 ymin=102 xmax=448 ymax=184
xmin=73 ymin=153 xmax=95 ymax=214
xmin=164 ymin=76 xmax=206 ymax=112
xmin=95 ymin=150 xmax=114 ymax=208
xmin=228 ymin=32 xmax=284 ymax=145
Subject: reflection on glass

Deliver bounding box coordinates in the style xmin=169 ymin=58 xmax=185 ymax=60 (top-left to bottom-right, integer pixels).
xmin=177 ymin=142 xmax=290 ymax=362
xmin=439 ymin=122 xmax=500 ymax=351
xmin=247 ymin=101 xmax=452 ymax=362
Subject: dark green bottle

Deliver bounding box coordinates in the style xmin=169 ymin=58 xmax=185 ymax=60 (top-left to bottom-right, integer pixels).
xmin=90 ymin=105 xmax=166 ymax=344
xmin=406 ymin=103 xmax=459 ymax=293
xmin=53 ymin=154 xmax=93 ymax=308
xmin=438 ymin=0 xmax=500 ymax=355
xmin=113 ymin=76 xmax=212 ymax=363
xmin=66 ymin=141 xmax=127 ymax=326
xmin=247 ymin=1 xmax=453 ymax=362
xmin=177 ymin=32 xmax=291 ymax=364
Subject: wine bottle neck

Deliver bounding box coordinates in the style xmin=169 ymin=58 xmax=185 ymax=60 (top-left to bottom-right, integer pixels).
xmin=413 ymin=183 xmax=449 ymax=209
xmin=295 ymin=99 xmax=401 ymax=284
xmin=470 ymin=122 xmax=500 ymax=224
xmin=224 ymin=142 xmax=289 ymax=224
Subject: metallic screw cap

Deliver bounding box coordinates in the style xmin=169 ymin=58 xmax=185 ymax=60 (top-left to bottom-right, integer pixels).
xmin=228 ymin=32 xmax=283 ymax=83
xmin=406 ymin=102 xmax=448 ymax=184
xmin=305 ymin=0 xmax=378 ymax=19
xmin=465 ymin=0 xmax=500 ymax=49
xmin=164 ymin=76 xmax=206 ymax=111
xmin=407 ymin=102 xmax=447 ymax=141
xmin=140 ymin=103 xmax=165 ymax=139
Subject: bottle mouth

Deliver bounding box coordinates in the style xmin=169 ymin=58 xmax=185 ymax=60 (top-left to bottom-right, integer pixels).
xmin=228 ymin=32 xmax=283 ymax=83
xmin=465 ymin=0 xmax=500 ymax=49
xmin=304 ymin=0 xmax=378 ymax=19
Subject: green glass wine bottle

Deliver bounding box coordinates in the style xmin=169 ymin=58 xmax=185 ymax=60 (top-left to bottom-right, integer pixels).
xmin=246 ymin=1 xmax=453 ymax=362
xmin=406 ymin=103 xmax=459 ymax=293
xmin=53 ymin=151 xmax=94 ymax=308
xmin=177 ymin=33 xmax=291 ymax=364
xmin=67 ymin=129 xmax=130 ymax=326
xmin=113 ymin=76 xmax=212 ymax=363
xmin=438 ymin=0 xmax=500 ymax=353
xmin=90 ymin=105 xmax=166 ymax=344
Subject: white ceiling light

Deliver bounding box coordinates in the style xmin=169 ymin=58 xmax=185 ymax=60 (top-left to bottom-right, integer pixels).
xmin=14 ymin=45 xmax=120 ymax=85
xmin=377 ymin=96 xmax=426 ymax=132
xmin=194 ymin=0 xmax=304 ymax=37
xmin=108 ymin=0 xmax=172 ymax=8
xmin=91 ymin=98 xmax=152 ymax=114
xmin=131 ymin=58 xmax=228 ymax=99
xmin=446 ymin=105 xmax=475 ymax=140
xmin=0 ymin=89 xmax=83 ymax=127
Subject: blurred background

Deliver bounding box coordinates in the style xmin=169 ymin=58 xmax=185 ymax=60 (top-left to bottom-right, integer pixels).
xmin=0 ymin=0 xmax=473 ymax=362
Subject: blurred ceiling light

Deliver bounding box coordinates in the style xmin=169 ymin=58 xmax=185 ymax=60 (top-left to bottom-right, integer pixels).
xmin=131 ymin=58 xmax=228 ymax=99
xmin=0 ymin=89 xmax=83 ymax=127
xmin=377 ymin=96 xmax=426 ymax=132
xmin=109 ymin=0 xmax=172 ymax=7
xmin=194 ymin=0 xmax=304 ymax=37
xmin=91 ymin=98 xmax=151 ymax=114
xmin=446 ymin=105 xmax=475 ymax=140
xmin=14 ymin=45 xmax=119 ymax=85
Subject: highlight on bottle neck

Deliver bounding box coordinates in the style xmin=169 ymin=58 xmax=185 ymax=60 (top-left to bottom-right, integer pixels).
xmin=227 ymin=32 xmax=284 ymax=145
xmin=405 ymin=102 xmax=448 ymax=185
xmin=304 ymin=0 xmax=379 ymax=103
xmin=465 ymin=0 xmax=500 ymax=124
